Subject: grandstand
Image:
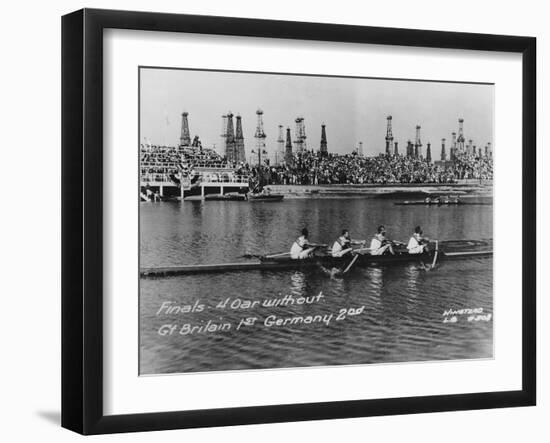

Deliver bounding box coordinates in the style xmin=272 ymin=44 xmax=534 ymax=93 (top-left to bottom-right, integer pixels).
xmin=140 ymin=141 xmax=492 ymax=200
xmin=140 ymin=143 xmax=250 ymax=201
xmin=247 ymin=150 xmax=493 ymax=186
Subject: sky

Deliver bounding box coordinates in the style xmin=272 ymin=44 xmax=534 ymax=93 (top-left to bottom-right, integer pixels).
xmin=139 ymin=68 xmax=494 ymax=161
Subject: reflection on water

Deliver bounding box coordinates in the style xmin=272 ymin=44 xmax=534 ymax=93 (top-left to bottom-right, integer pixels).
xmin=290 ymin=272 xmax=307 ymax=296
xmin=140 ymin=198 xmax=493 ymax=374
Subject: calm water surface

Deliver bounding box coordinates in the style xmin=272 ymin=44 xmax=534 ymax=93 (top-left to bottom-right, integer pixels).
xmin=140 ymin=198 xmax=493 ymax=374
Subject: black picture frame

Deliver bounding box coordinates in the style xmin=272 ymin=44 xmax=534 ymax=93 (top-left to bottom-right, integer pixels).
xmin=62 ymin=8 xmax=536 ymax=435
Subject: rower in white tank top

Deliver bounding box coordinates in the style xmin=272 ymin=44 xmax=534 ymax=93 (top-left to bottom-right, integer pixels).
xmin=290 ymin=228 xmax=317 ymax=259
xmin=407 ymin=226 xmax=428 ymax=254
xmin=331 ymin=229 xmax=365 ymax=257
xmin=369 ymin=225 xmax=395 ymax=255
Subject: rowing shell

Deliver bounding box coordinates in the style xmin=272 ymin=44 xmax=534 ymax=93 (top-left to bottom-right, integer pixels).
xmin=140 ymin=239 xmax=492 ymax=277
xmin=394 ymin=201 xmax=492 ymax=206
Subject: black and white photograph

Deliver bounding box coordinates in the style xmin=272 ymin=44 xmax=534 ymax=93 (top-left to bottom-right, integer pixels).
xmin=0 ymin=0 xmax=545 ymax=438
xmin=139 ymin=67 xmax=494 ymax=375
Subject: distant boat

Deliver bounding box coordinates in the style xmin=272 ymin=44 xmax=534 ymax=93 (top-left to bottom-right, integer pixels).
xmin=247 ymin=192 xmax=284 ymax=202
xmin=205 ymin=192 xmax=246 ymax=201
xmin=395 ymin=196 xmax=461 ymax=206
xmin=248 ymin=169 xmax=284 ymax=201
xmin=394 ymin=194 xmax=492 ymax=206
xmin=395 ymin=200 xmax=492 ymax=206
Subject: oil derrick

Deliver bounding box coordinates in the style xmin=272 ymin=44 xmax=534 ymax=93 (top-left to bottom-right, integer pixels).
xmin=320 ymin=124 xmax=328 ymax=156
xmin=414 ymin=125 xmax=422 ymax=158
xmin=234 ymin=115 xmax=245 ymax=164
xmin=293 ymin=117 xmax=307 ymax=153
xmin=467 ymin=139 xmax=473 ymax=155
xmin=457 ymin=118 xmax=465 ymax=152
xmin=385 ymin=115 xmax=394 ymax=156
xmin=276 ymin=125 xmax=285 ymax=165
xmin=487 ymin=142 xmax=492 ymax=158
xmin=407 ymin=140 xmax=413 ymax=157
xmin=358 ymin=141 xmax=364 ymax=157
xmin=285 ymin=127 xmax=293 ymax=166
xmin=394 ymin=141 xmax=399 ymax=156
xmin=441 ymin=138 xmax=447 ymax=161
xmin=426 ymin=142 xmax=432 ymax=163
xmin=179 ymin=112 xmax=191 ymax=147
xmin=225 ymin=112 xmax=236 ymax=162
xmin=252 ymin=109 xmax=267 ymax=166
xmin=220 ymin=115 xmax=228 ymax=156
xmin=473 ymin=145 xmax=477 ymax=156
xmin=451 ymin=132 xmax=457 ymax=160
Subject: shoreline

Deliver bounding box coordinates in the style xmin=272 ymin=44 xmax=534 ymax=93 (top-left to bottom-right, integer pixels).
xmin=149 ymin=181 xmax=494 ymax=202
xmin=264 ymin=181 xmax=493 ymax=199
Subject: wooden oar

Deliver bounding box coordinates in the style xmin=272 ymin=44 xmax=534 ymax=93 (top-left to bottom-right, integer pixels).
xmin=351 ymin=247 xmax=373 ymax=253
xmin=265 ymin=251 xmax=291 ymax=258
xmin=241 ymin=251 xmax=288 ymax=259
xmin=431 ymin=240 xmax=439 ymax=268
xmin=419 ymin=240 xmax=439 ymax=271
xmin=243 ymin=243 xmax=327 ymax=260
xmin=240 ymin=253 xmax=263 ymax=259
xmin=342 ymin=254 xmax=360 ymax=274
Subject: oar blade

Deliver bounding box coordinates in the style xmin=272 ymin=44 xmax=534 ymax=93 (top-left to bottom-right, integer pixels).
xmin=342 ymin=254 xmax=360 ymax=274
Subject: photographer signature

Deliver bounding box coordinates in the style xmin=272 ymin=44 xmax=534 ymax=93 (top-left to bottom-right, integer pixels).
xmin=442 ymin=307 xmax=492 ymax=323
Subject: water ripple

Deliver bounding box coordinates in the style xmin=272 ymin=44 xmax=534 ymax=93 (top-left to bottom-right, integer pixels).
xmin=140 ymin=199 xmax=492 ymax=374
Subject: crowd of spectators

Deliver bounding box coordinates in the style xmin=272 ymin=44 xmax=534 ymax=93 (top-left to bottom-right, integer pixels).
xmin=245 ymin=150 xmax=493 ymax=186
xmin=140 ymin=142 xmax=493 ymax=187
xmin=451 ymin=151 xmax=493 ymax=181
xmin=140 ymin=144 xmax=184 ymax=183
xmin=140 ymin=141 xmax=230 ymax=183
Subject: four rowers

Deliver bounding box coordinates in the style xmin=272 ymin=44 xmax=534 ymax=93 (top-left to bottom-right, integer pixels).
xmin=290 ymin=225 xmax=431 ymax=259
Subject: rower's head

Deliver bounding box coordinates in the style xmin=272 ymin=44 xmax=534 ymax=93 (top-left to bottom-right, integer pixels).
xmin=341 ymin=229 xmax=350 ymax=239
xmin=414 ymin=226 xmax=423 ymax=235
xmin=301 ymin=228 xmax=309 ymax=238
xmin=377 ymin=225 xmax=386 ymax=236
